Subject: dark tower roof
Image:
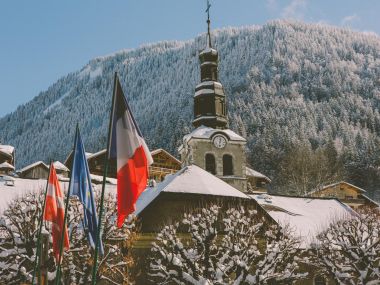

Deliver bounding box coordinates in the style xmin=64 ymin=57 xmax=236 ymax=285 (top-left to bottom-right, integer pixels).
xmin=192 ymin=1 xmax=228 ymax=129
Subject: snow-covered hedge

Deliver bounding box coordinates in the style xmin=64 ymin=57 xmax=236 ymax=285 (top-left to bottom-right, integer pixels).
xmin=149 ymin=204 xmax=307 ymax=284
xmin=0 ymin=190 xmax=139 ymax=284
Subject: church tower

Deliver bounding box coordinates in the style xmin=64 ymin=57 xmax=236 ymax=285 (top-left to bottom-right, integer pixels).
xmin=192 ymin=10 xmax=227 ymax=129
xmin=179 ymin=1 xmax=247 ymax=192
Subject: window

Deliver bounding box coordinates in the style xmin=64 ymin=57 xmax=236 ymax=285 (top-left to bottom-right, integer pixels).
xmin=205 ymin=153 xmax=216 ymax=174
xmin=314 ymin=275 xmax=326 ymax=285
xmin=223 ymin=154 xmax=233 ymax=176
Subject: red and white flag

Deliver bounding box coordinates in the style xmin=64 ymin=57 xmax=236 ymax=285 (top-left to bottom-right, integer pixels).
xmin=44 ymin=164 xmax=69 ymax=261
xmin=109 ymin=75 xmax=153 ymax=227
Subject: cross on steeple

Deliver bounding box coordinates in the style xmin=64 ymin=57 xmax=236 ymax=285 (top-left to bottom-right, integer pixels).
xmin=206 ymin=0 xmax=212 ymax=48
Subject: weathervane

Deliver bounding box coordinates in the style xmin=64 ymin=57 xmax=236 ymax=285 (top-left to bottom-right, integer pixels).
xmin=206 ymin=0 xmax=212 ymax=48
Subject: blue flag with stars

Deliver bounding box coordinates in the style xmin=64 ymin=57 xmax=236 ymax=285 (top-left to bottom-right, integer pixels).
xmin=69 ymin=127 xmax=104 ymax=255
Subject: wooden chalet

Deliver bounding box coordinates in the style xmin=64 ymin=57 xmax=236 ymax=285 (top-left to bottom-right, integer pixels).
xmin=64 ymin=148 xmax=181 ymax=181
xmin=149 ymin=148 xmax=181 ymax=181
xmin=17 ymin=161 xmax=49 ymax=179
xmin=308 ymin=181 xmax=379 ymax=209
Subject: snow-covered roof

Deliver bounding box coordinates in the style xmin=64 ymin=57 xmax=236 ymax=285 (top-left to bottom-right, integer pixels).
xmin=53 ymin=161 xmax=69 ymax=172
xmin=17 ymin=161 xmax=48 ymax=173
xmin=87 ymin=149 xmax=107 ymax=160
xmin=199 ymin=47 xmax=218 ymax=56
xmin=0 ymin=162 xmax=15 ymax=171
xmin=309 ymin=181 xmax=367 ymax=195
xmin=183 ymin=126 xmax=246 ymax=143
xmin=150 ymin=148 xmax=181 ymax=164
xmin=136 ymin=165 xmax=249 ymax=215
xmin=250 ymin=194 xmax=354 ymax=247
xmin=0 ymin=177 xmax=70 ymax=213
xmin=245 ymin=167 xmax=271 ymax=182
xmin=0 ymin=145 xmax=14 ymax=156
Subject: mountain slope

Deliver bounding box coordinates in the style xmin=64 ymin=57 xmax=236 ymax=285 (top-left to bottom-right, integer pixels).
xmin=1 ymin=20 xmax=380 ymax=199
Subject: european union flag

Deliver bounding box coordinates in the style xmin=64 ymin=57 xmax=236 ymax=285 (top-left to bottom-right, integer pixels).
xmin=70 ymin=126 xmax=104 ymax=255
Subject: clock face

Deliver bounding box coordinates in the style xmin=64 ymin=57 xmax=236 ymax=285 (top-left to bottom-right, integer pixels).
xmin=213 ymin=135 xmax=227 ymax=148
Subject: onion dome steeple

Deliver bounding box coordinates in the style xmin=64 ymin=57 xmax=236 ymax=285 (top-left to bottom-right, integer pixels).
xmin=192 ymin=0 xmax=227 ymax=129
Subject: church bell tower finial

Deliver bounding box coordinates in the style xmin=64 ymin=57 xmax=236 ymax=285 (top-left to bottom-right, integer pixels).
xmin=206 ymin=0 xmax=212 ymax=48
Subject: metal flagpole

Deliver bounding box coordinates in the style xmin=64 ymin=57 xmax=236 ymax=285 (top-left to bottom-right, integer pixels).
xmin=31 ymin=161 xmax=52 ymax=285
xmin=54 ymin=126 xmax=78 ymax=285
xmin=91 ymin=72 xmax=118 ymax=284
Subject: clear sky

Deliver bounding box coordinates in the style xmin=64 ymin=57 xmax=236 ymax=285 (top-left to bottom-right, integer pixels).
xmin=0 ymin=0 xmax=379 ymax=117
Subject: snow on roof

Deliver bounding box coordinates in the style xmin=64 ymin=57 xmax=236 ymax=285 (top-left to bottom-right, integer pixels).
xmin=183 ymin=126 xmax=246 ymax=143
xmin=245 ymin=167 xmax=271 ymax=182
xmin=136 ymin=165 xmax=249 ymax=215
xmin=309 ymin=181 xmax=367 ymax=195
xmin=251 ymin=194 xmax=354 ymax=248
xmin=199 ymin=47 xmax=218 ymax=56
xmin=17 ymin=161 xmax=48 ymax=173
xmin=87 ymin=149 xmax=107 ymax=160
xmin=150 ymin=148 xmax=181 ymax=164
xmin=0 ymin=177 xmax=70 ymax=214
xmin=0 ymin=162 xmax=15 ymax=170
xmin=53 ymin=161 xmax=69 ymax=172
xmin=0 ymin=145 xmax=14 ymax=157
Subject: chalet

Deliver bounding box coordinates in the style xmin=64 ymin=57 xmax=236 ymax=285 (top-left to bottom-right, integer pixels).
xmin=64 ymin=148 xmax=181 ymax=182
xmin=308 ymin=181 xmax=379 ymax=209
xmin=246 ymin=166 xmax=271 ymax=193
xmin=149 ymin=148 xmax=181 ymax=181
xmin=0 ymin=145 xmax=15 ymax=167
xmin=17 ymin=161 xmax=49 ymax=179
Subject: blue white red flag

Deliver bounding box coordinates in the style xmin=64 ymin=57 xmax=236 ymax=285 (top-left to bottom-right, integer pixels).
xmin=109 ymin=74 xmax=153 ymax=227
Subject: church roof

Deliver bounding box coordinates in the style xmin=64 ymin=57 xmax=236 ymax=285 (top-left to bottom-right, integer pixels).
xmin=183 ymin=126 xmax=246 ymax=143
xmin=136 ymin=165 xmax=249 ymax=215
xmin=245 ymin=167 xmax=271 ymax=182
xmin=250 ymin=194 xmax=354 ymax=248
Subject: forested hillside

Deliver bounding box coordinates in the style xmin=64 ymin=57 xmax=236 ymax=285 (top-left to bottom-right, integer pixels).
xmin=1 ymin=20 xmax=379 ymax=200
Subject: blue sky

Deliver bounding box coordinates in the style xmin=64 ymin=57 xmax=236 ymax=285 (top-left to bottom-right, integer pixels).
xmin=0 ymin=0 xmax=379 ymax=117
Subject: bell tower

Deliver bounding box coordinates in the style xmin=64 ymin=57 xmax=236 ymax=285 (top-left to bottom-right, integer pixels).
xmin=179 ymin=0 xmax=248 ymax=193
xmin=192 ymin=1 xmax=227 ymax=129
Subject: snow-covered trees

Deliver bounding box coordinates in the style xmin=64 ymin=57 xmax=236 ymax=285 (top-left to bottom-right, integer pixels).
xmin=310 ymin=208 xmax=380 ymax=285
xmin=1 ymin=21 xmax=380 ymax=200
xmin=149 ymin=205 xmax=306 ymax=284
xmin=0 ymin=190 xmax=139 ymax=284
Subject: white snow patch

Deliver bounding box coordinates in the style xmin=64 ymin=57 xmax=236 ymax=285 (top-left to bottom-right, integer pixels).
xmin=43 ymin=90 xmax=71 ymax=114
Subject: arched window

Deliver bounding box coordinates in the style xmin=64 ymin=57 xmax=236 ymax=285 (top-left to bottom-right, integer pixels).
xmin=205 ymin=153 xmax=216 ymax=174
xmin=314 ymin=275 xmax=326 ymax=285
xmin=223 ymin=154 xmax=233 ymax=176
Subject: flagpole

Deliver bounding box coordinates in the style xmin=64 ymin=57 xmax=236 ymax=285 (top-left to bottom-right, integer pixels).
xmin=31 ymin=161 xmax=52 ymax=285
xmin=91 ymin=72 xmax=118 ymax=284
xmin=54 ymin=126 xmax=78 ymax=285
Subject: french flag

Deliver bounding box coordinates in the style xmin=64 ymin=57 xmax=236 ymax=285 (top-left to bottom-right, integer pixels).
xmin=109 ymin=74 xmax=153 ymax=227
